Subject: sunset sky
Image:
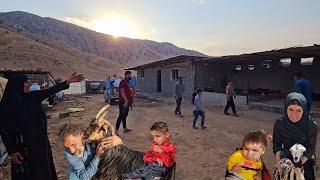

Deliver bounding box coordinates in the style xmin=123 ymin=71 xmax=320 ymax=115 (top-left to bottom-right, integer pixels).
xmin=1 ymin=0 xmax=319 ymax=56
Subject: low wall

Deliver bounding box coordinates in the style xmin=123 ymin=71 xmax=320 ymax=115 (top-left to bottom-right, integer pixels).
xmin=202 ymin=91 xmax=247 ymax=106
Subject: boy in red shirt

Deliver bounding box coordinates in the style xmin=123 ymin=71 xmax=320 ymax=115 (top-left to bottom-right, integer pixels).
xmin=123 ymin=122 xmax=176 ymax=180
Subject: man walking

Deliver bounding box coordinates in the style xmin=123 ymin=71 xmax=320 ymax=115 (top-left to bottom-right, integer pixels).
xmin=293 ymin=72 xmax=312 ymax=112
xmin=115 ymin=71 xmax=133 ymax=135
xmin=174 ymin=76 xmax=185 ymax=116
xmin=224 ymin=81 xmax=239 ymax=116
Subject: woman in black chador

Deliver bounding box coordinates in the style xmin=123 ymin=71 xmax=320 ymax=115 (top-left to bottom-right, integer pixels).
xmin=273 ymin=92 xmax=318 ymax=179
xmin=0 ymin=73 xmax=83 ymax=180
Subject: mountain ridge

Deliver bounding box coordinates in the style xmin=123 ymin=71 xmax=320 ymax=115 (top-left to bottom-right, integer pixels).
xmin=0 ymin=11 xmax=207 ymax=67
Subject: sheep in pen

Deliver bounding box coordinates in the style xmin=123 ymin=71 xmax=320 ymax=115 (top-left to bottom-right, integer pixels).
xmin=84 ymin=105 xmax=176 ymax=180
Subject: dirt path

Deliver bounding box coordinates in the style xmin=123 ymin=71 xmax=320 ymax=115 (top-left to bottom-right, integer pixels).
xmin=1 ymin=94 xmax=319 ymax=180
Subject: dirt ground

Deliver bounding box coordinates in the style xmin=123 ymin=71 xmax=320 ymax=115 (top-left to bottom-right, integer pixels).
xmin=0 ymin=94 xmax=319 ymax=180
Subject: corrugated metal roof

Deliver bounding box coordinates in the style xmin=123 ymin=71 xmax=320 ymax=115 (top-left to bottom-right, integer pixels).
xmin=126 ymin=55 xmax=207 ymax=70
xmin=127 ymin=45 xmax=320 ymax=70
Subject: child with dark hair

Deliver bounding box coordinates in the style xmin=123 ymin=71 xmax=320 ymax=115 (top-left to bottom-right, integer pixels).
xmin=193 ymin=88 xmax=207 ymax=129
xmin=226 ymin=129 xmax=272 ymax=180
xmin=123 ymin=122 xmax=176 ymax=180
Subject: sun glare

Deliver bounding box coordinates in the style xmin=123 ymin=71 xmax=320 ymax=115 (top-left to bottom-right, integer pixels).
xmin=91 ymin=17 xmax=137 ymax=38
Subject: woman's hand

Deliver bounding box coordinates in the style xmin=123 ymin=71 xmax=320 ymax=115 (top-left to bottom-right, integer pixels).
xmin=302 ymin=156 xmax=308 ymax=164
xmin=10 ymin=152 xmax=24 ymax=164
xmin=67 ymin=72 xmax=84 ymax=84
xmin=275 ymin=151 xmax=281 ymax=162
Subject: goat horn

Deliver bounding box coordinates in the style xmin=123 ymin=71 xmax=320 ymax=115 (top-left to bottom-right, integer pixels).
xmin=95 ymin=104 xmax=110 ymax=120
xmin=0 ymin=77 xmax=8 ymax=103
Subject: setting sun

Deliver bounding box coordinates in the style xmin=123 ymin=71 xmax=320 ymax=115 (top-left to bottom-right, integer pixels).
xmin=91 ymin=17 xmax=137 ymax=38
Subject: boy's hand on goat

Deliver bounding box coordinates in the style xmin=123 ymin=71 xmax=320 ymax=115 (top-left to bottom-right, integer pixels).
xmin=157 ymin=158 xmax=163 ymax=166
xmin=105 ymin=135 xmax=123 ymax=148
xmin=153 ymin=145 xmax=163 ymax=153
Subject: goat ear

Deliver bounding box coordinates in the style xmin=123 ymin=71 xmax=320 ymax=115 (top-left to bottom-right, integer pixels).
xmin=95 ymin=105 xmax=110 ymax=121
xmin=110 ymin=124 xmax=115 ymax=136
xmin=289 ymin=146 xmax=293 ymax=152
xmin=290 ymin=144 xmax=299 ymax=152
xmin=105 ymin=121 xmax=115 ymax=136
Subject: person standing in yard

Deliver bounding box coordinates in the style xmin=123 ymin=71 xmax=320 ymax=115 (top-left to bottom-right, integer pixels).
xmin=174 ymin=76 xmax=185 ymax=116
xmin=128 ymin=75 xmax=137 ymax=110
xmin=224 ymin=81 xmax=239 ymax=117
xmin=115 ymin=71 xmax=133 ymax=135
xmin=192 ymin=88 xmax=207 ymax=129
xmin=293 ymin=72 xmax=312 ymax=112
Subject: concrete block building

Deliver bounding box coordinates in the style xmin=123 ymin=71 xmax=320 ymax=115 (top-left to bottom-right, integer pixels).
xmin=127 ymin=45 xmax=320 ymax=106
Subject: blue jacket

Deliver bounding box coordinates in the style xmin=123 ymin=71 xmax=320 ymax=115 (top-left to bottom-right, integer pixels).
xmin=129 ymin=76 xmax=137 ymax=88
xmin=193 ymin=95 xmax=203 ymax=111
xmin=64 ymin=143 xmax=100 ymax=180
xmin=295 ymin=77 xmax=312 ymax=104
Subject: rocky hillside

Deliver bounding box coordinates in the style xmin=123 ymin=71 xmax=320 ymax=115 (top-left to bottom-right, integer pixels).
xmin=0 ymin=11 xmax=206 ymax=67
xmin=0 ymin=27 xmax=123 ymax=80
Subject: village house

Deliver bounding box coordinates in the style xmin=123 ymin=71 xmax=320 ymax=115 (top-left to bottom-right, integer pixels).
xmin=127 ymin=45 xmax=320 ymax=114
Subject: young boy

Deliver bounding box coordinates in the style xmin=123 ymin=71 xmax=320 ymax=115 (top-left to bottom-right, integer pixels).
xmin=123 ymin=122 xmax=176 ymax=180
xmin=226 ymin=129 xmax=272 ymax=180
xmin=192 ymin=88 xmax=207 ymax=129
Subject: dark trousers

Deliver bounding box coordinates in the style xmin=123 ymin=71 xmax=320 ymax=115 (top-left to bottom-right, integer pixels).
xmin=116 ymin=103 xmax=129 ymax=130
xmin=303 ymin=159 xmax=316 ymax=180
xmin=175 ymin=97 xmax=182 ymax=115
xmin=224 ymin=97 xmax=236 ymax=114
xmin=123 ymin=162 xmax=168 ymax=180
xmin=193 ymin=110 xmax=205 ymax=127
